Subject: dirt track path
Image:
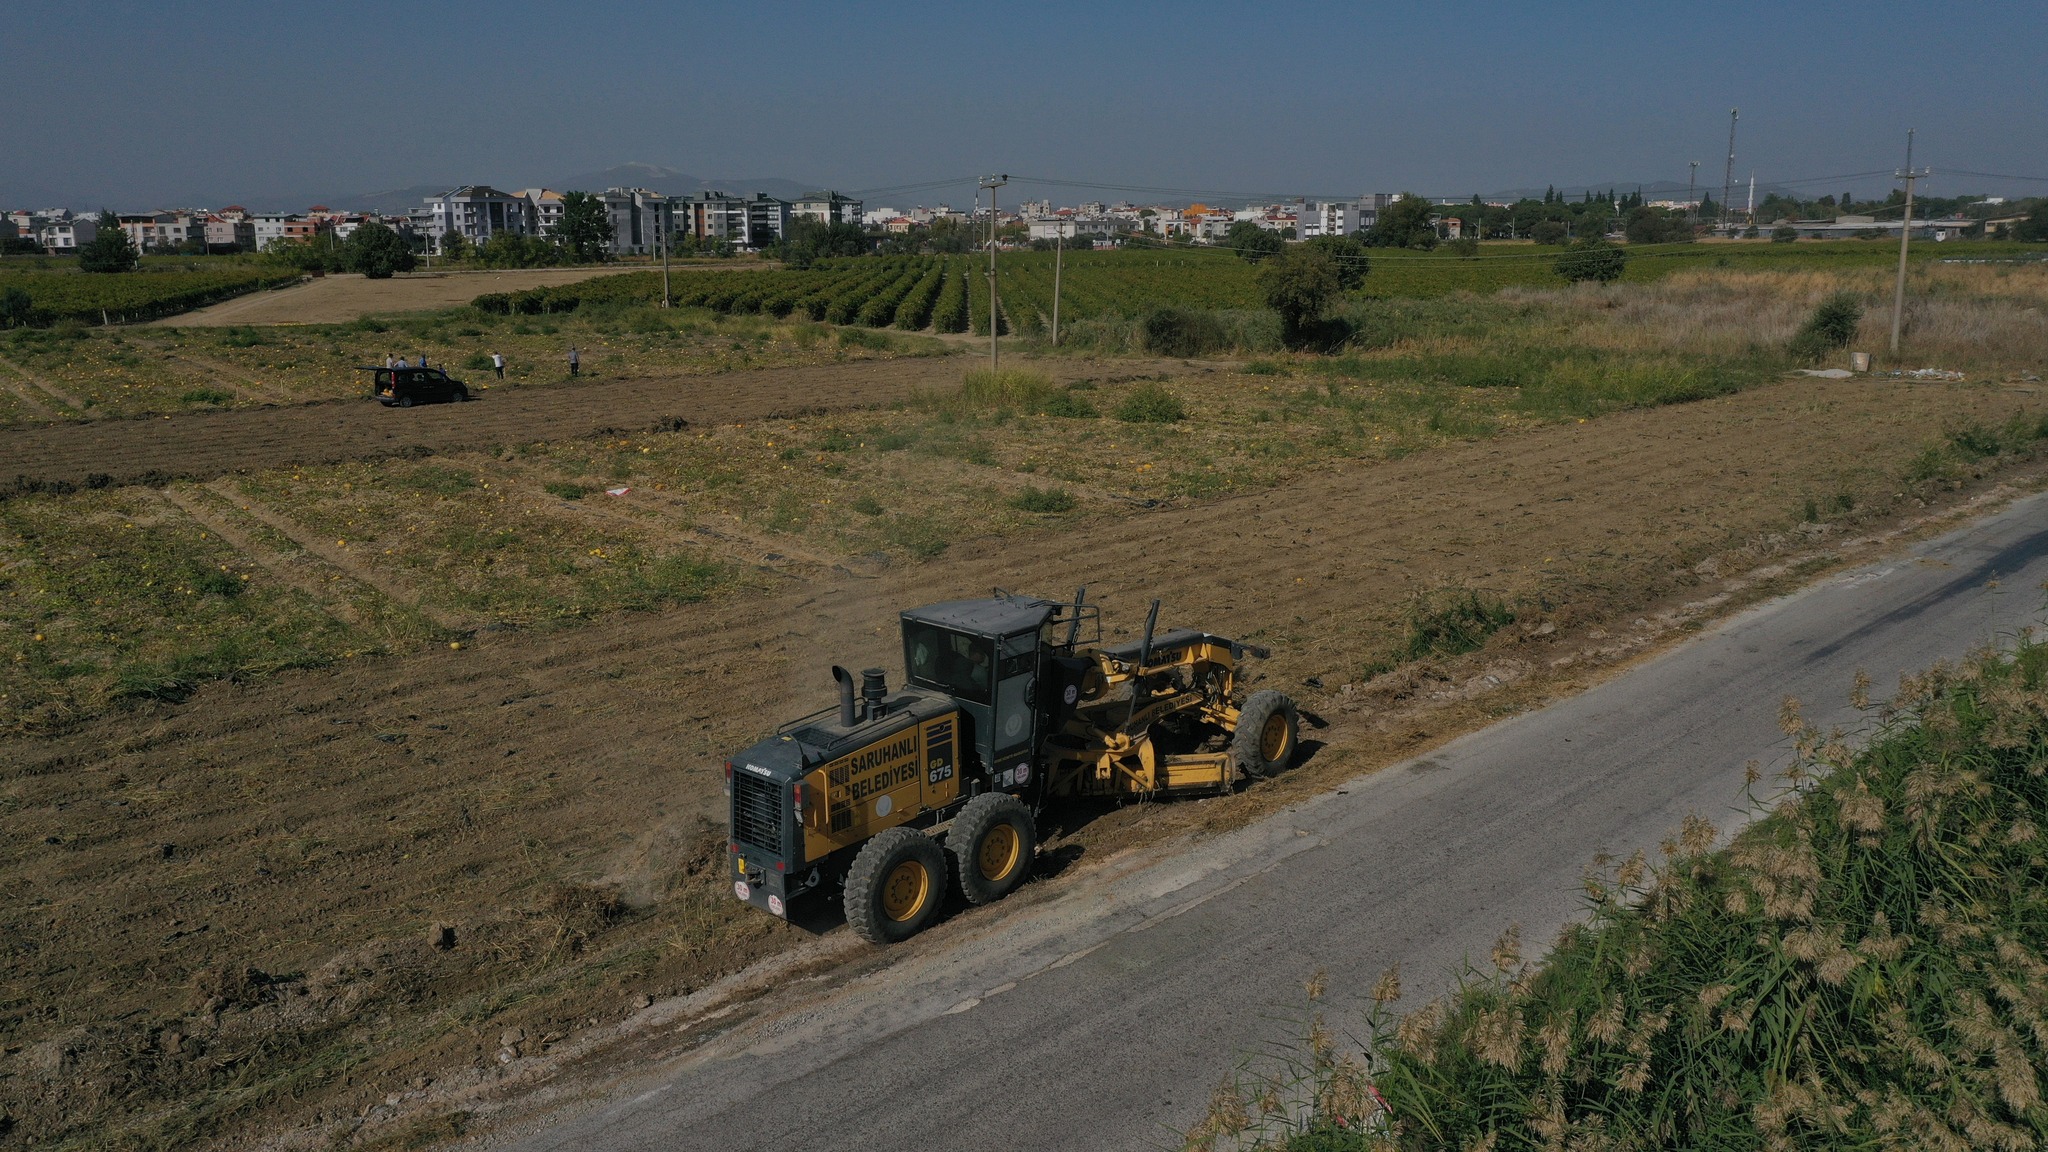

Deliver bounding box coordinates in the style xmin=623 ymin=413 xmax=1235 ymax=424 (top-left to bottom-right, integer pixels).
xmin=0 ymin=354 xmax=1212 ymax=488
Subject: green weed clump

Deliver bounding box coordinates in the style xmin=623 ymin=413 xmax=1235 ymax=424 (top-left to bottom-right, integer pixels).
xmin=922 ymin=370 xmax=1098 ymax=420
xmin=1116 ymin=382 xmax=1189 ymax=423
xmin=1396 ymin=589 xmax=1514 ymax=663
xmin=1788 ymin=291 xmax=1864 ymax=361
xmin=1200 ymin=640 xmax=2048 ymax=1150
xmin=1009 ymin=485 xmax=1076 ymax=514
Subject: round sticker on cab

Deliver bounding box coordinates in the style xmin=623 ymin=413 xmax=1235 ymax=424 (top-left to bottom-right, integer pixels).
xmin=768 ymin=894 xmax=785 ymax=917
xmin=734 ymin=880 xmax=751 ymax=900
xmin=876 ymin=794 xmax=894 ymax=818
xmin=1064 ymin=684 xmax=1079 ymax=705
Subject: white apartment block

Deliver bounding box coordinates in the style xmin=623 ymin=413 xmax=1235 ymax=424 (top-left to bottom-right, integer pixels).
xmin=599 ymin=188 xmax=674 ymax=256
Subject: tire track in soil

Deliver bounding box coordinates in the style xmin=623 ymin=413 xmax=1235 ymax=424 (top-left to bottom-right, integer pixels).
xmin=156 ymin=486 xmax=369 ymax=626
xmin=203 ymin=477 xmax=469 ymax=633
xmin=0 ymin=353 xmax=88 ymax=414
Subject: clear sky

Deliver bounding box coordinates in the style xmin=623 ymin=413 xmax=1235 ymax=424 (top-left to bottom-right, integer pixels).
xmin=5 ymin=0 xmax=2043 ymax=211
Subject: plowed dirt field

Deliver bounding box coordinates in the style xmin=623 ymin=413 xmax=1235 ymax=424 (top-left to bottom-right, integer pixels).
xmin=154 ymin=268 xmax=649 ymax=328
xmin=0 ymin=355 xmax=1194 ymax=488
xmin=5 ymin=372 xmax=2041 ymax=1150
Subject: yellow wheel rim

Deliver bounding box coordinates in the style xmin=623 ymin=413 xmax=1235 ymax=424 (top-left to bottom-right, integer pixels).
xmin=977 ymin=823 xmax=1021 ymax=883
xmin=1260 ymin=712 xmax=1292 ymax=762
xmin=881 ymin=859 xmax=931 ymax=922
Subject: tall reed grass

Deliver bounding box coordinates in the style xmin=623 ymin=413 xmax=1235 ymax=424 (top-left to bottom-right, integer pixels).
xmin=1194 ymin=640 xmax=2048 ymax=1150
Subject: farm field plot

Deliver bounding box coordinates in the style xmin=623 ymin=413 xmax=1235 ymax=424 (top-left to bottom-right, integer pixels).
xmin=4 ymin=370 xmax=2046 ymax=1150
xmin=0 ymin=306 xmax=950 ymax=426
xmin=4 ymin=263 xmax=2046 ymax=1148
xmin=0 ymin=263 xmax=302 ymax=326
xmin=159 ymin=267 xmax=649 ymax=327
xmin=573 ymin=241 xmax=2041 ymax=334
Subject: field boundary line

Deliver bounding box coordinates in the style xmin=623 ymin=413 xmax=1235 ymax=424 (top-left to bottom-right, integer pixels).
xmin=156 ymin=487 xmax=369 ymax=626
xmin=0 ymin=354 xmax=89 ymax=412
xmin=0 ymin=377 xmax=59 ymax=421
xmin=159 ymin=351 xmax=293 ymax=406
xmin=204 ymin=478 xmax=471 ymax=633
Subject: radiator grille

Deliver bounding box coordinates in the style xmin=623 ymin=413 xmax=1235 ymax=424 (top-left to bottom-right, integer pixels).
xmin=731 ymin=772 xmax=784 ymax=853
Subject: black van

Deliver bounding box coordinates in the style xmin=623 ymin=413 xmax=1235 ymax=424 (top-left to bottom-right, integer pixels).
xmin=365 ymin=366 xmax=471 ymax=407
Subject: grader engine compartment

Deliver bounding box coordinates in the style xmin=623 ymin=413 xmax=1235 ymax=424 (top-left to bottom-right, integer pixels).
xmin=726 ymin=588 xmax=1298 ymax=944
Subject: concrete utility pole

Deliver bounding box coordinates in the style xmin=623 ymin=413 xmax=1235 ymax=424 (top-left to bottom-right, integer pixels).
xmin=660 ymin=205 xmax=671 ymax=309
xmin=1051 ymin=219 xmax=1065 ymax=348
xmin=979 ymin=174 xmax=1008 ymax=372
xmin=1688 ymin=161 xmax=1699 ymax=225
xmin=1720 ymin=108 xmax=1739 ymax=235
xmin=1890 ymin=129 xmax=1930 ymax=357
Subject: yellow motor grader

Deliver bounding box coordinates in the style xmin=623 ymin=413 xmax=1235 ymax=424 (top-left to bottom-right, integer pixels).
xmin=724 ymin=589 xmax=1296 ymax=943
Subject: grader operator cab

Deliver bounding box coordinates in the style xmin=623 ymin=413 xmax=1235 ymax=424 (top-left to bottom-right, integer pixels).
xmin=725 ymin=589 xmax=1297 ymax=943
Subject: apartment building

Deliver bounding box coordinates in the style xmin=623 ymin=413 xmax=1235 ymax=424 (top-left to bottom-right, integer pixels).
xmin=422 ymin=185 xmax=534 ymax=249
xmin=793 ymin=191 xmax=863 ymax=227
xmin=251 ymin=213 xmax=318 ymax=248
xmin=743 ymin=193 xmax=792 ymax=248
xmin=599 ymin=188 xmax=673 ymax=256
xmin=203 ymin=216 xmax=256 ymax=251
xmin=118 ymin=211 xmax=204 ymax=250
xmin=521 ymin=188 xmax=565 ymax=236
xmin=685 ymin=191 xmax=749 ymax=245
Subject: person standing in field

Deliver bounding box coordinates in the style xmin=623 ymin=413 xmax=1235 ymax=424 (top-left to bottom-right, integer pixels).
xmin=568 ymin=346 xmax=580 ymax=377
xmin=491 ymin=351 xmax=505 ymax=380
xmin=384 ymin=352 xmax=395 ymax=369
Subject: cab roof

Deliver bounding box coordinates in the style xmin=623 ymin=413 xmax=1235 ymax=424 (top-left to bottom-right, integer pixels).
xmin=901 ymin=594 xmax=1060 ymax=637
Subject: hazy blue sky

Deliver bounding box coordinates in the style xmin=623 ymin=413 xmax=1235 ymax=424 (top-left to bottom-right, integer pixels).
xmin=5 ymin=0 xmax=2043 ymax=210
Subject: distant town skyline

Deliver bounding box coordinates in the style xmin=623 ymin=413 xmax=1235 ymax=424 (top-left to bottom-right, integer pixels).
xmin=5 ymin=0 xmax=2044 ymax=212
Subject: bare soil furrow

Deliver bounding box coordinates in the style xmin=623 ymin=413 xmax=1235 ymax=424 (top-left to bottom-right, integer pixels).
xmin=156 ymin=487 xmax=367 ymax=625
xmin=0 ymin=353 xmax=88 ymax=412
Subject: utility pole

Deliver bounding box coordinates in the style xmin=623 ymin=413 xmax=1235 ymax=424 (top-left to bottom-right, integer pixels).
xmin=1890 ymin=129 xmax=1929 ymax=358
xmin=979 ymin=174 xmax=1007 ymax=372
xmin=1051 ymin=219 xmax=1064 ymax=348
xmin=659 ymin=200 xmax=671 ymax=308
xmin=1687 ymin=161 xmax=1699 ymax=225
xmin=1720 ymin=108 xmax=1739 ymax=236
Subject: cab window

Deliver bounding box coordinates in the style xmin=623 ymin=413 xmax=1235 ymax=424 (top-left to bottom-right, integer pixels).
xmin=902 ymin=622 xmax=994 ymax=704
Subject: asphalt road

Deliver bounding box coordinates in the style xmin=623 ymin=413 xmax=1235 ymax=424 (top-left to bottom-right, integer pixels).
xmin=496 ymin=490 xmax=2048 ymax=1152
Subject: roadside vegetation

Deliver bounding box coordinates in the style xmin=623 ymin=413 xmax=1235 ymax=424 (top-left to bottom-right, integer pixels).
xmin=1196 ymin=640 xmax=2048 ymax=1151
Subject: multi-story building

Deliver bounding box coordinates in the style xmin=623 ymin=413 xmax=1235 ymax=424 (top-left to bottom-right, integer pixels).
xmin=203 ymin=215 xmax=256 ymax=251
xmin=521 ymin=189 xmax=565 ymax=236
xmin=743 ymin=193 xmax=791 ymax=248
xmin=1298 ymin=201 xmax=1370 ymax=239
xmin=38 ymin=219 xmax=94 ymax=251
xmin=421 ymin=186 xmax=534 ymax=250
xmin=118 ymin=211 xmax=204 ymax=250
xmin=251 ymin=213 xmax=317 ymax=249
xmin=793 ymin=190 xmax=864 ymax=227
xmin=598 ymin=188 xmax=673 ymax=256
xmin=685 ymin=191 xmax=749 ymax=246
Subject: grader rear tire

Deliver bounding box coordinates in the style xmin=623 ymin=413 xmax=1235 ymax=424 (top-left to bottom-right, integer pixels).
xmin=1232 ymin=690 xmax=1299 ymax=780
xmin=948 ymin=793 xmax=1036 ymax=906
xmin=844 ymin=827 xmax=949 ymax=945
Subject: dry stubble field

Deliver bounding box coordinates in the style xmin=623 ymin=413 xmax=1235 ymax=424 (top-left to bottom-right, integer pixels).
xmin=3 ymin=265 xmax=2046 ymax=1150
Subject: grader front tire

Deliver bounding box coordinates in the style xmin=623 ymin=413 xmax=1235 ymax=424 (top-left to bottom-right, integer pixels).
xmin=845 ymin=827 xmax=949 ymax=945
xmin=1232 ymin=690 xmax=1299 ymax=780
xmin=948 ymin=792 xmax=1037 ymax=906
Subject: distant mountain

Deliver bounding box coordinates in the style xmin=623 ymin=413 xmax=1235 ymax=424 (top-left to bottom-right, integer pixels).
xmin=552 ymin=163 xmax=818 ymax=202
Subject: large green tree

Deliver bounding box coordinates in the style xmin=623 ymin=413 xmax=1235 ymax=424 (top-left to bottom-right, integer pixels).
xmin=1301 ymin=234 xmax=1369 ymax=290
xmin=343 ymin=221 xmax=417 ymax=278
xmin=1366 ymin=194 xmax=1439 ymax=250
xmin=779 ymin=217 xmax=869 ymax=268
xmin=1257 ymin=245 xmax=1340 ymax=346
xmin=1556 ymin=239 xmax=1628 ymax=284
xmin=78 ymin=210 xmax=139 ymax=272
xmin=1224 ymin=220 xmax=1284 ymax=263
xmin=555 ymin=191 xmax=615 ymax=263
